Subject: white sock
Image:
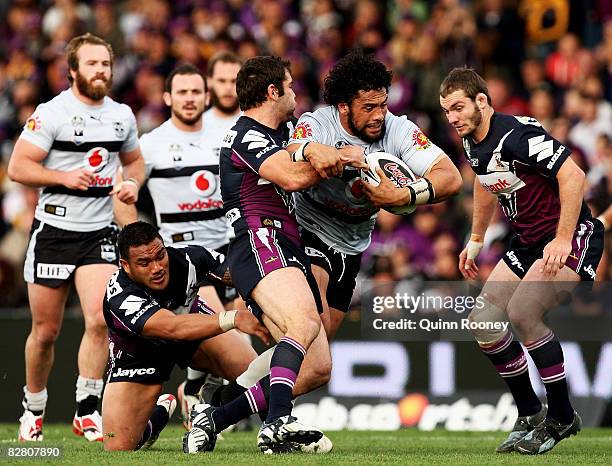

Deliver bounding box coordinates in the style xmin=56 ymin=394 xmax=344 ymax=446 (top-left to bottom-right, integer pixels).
xmin=187 ymin=368 xmax=207 ymax=380
xmin=23 ymin=386 xmax=47 ymax=413
xmin=75 ymin=376 xmax=103 ymax=403
xmin=236 ymin=346 xmax=275 ymax=388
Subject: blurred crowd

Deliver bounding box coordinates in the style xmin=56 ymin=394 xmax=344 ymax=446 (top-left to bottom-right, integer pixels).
xmin=0 ymin=0 xmax=611 ymax=308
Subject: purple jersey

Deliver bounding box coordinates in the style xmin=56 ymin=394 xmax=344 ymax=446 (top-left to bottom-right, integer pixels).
xmin=102 ymin=245 xmax=223 ymax=356
xmin=463 ymin=113 xmax=592 ymax=245
xmin=220 ymin=116 xmax=300 ymax=245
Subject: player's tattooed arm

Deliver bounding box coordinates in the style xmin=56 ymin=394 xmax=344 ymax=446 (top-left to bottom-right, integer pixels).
xmin=541 ymin=157 xmax=585 ymax=276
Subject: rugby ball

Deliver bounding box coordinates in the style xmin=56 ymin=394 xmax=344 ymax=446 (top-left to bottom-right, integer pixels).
xmin=360 ymin=152 xmax=418 ymax=215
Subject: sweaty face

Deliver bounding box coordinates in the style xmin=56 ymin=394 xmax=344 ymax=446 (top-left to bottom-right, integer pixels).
xmin=73 ymin=44 xmax=112 ymax=101
xmin=440 ymin=90 xmax=482 ymax=138
xmin=208 ymin=62 xmax=240 ymax=114
xmin=122 ymin=238 xmax=170 ymax=291
xmin=168 ymin=73 xmax=206 ymax=126
xmin=345 ymin=89 xmax=388 ymax=143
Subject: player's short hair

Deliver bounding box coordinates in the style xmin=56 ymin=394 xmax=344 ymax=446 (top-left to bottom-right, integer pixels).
xmin=66 ymin=33 xmax=114 ymax=84
xmin=164 ymin=63 xmax=207 ymax=93
xmin=236 ymin=56 xmax=290 ymax=111
xmin=118 ymin=221 xmax=163 ymax=261
xmin=323 ymin=49 xmax=392 ymax=106
xmin=207 ymin=51 xmax=242 ymax=77
xmin=440 ymin=67 xmax=492 ymax=105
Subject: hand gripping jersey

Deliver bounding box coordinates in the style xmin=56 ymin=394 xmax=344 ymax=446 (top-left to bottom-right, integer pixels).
xmin=141 ymin=119 xmax=232 ymax=249
xmin=103 ymin=245 xmax=225 ymax=356
xmin=220 ymin=115 xmax=300 ymax=245
xmin=462 ymin=113 xmax=592 ymax=245
xmin=20 ymin=89 xmax=139 ymax=232
xmin=289 ymin=106 xmax=442 ymax=254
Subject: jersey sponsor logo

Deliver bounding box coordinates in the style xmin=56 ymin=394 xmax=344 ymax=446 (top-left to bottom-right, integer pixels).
xmin=505 ymin=251 xmax=525 ymax=272
xmin=178 ymin=198 xmax=224 ymax=211
xmin=36 ymin=263 xmax=75 ymax=280
xmin=242 ymin=129 xmax=270 ymax=150
xmin=527 ymin=135 xmax=554 ymax=162
xmin=26 ymin=115 xmax=41 ymax=132
xmin=546 ymin=145 xmax=565 ymax=170
xmin=91 ymin=174 xmax=113 ymax=187
xmin=222 ymin=130 xmax=237 ymax=148
xmin=478 ymin=172 xmax=525 ymax=195
xmin=345 ymin=177 xmax=368 ymax=204
xmin=119 ymin=295 xmax=146 ymax=316
xmin=583 ymin=264 xmax=596 ymax=280
xmin=412 ymin=129 xmax=432 ymax=150
xmin=190 ymin=170 xmax=217 ymax=197
xmin=130 ymin=302 xmax=157 ymax=324
xmin=83 ymin=147 xmax=109 ymax=173
xmin=112 ymin=367 xmax=156 ymax=378
xmin=292 ymin=122 xmax=312 ymax=140
xmin=261 ymin=217 xmax=283 ymax=229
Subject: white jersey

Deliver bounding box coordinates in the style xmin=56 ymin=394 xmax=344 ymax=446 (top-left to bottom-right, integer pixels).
xmin=20 ymin=89 xmax=139 ymax=232
xmin=141 ymin=119 xmax=233 ymax=249
xmin=289 ymin=106 xmax=442 ymax=254
xmin=202 ymin=107 xmax=241 ymax=158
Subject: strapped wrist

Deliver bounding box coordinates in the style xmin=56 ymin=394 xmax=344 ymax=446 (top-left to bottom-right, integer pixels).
xmin=218 ymin=310 xmax=237 ymax=332
xmin=291 ymin=142 xmax=310 ymax=162
xmin=124 ymin=178 xmax=139 ymax=189
xmin=407 ymin=178 xmax=435 ymax=206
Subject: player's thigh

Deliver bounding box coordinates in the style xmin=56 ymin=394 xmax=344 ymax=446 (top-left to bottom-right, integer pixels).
xmin=251 ymin=267 xmax=320 ymax=332
xmin=198 ymin=285 xmax=225 ymax=314
xmin=509 ymin=259 xmax=581 ymax=319
xmin=479 ymin=259 xmax=522 ymax=309
xmin=102 ymin=381 xmax=161 ymax=451
xmin=74 ymin=263 xmax=118 ymax=325
xmin=27 ymin=282 xmax=70 ymax=333
xmin=189 ymin=331 xmax=257 ymax=380
xmin=294 ymin=322 xmax=332 ymax=396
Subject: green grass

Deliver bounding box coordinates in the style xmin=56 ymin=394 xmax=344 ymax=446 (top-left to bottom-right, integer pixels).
xmin=1 ymin=424 xmax=610 ymax=465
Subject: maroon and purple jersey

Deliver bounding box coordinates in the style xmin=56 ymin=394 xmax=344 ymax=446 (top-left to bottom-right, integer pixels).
xmin=463 ymin=113 xmax=592 ymax=245
xmin=102 ymin=245 xmax=223 ymax=356
xmin=220 ymin=116 xmax=301 ymax=245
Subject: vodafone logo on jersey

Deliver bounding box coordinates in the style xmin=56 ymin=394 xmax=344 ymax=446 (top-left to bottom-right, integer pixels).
xmin=190 ymin=170 xmax=217 ymax=197
xmin=83 ymin=147 xmax=109 ymax=173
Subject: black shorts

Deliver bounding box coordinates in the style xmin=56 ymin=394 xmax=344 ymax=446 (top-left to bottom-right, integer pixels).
xmin=227 ymin=229 xmax=323 ymax=318
xmin=106 ymin=339 xmax=201 ymax=384
xmin=200 ymin=243 xmax=237 ymax=305
xmin=301 ymin=229 xmax=362 ymax=313
xmin=502 ymin=218 xmax=604 ymax=281
xmin=24 ymin=219 xmax=119 ymax=287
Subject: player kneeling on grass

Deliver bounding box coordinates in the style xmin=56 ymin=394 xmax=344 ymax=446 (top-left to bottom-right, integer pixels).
xmin=101 ymin=221 xmax=270 ymax=451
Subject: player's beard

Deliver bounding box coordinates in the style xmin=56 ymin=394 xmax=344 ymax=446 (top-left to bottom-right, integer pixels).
xmin=75 ymin=70 xmax=111 ymax=101
xmin=464 ymin=105 xmax=483 ymax=137
xmin=348 ymin=108 xmax=386 ymax=143
xmin=172 ymin=106 xmax=205 ymax=126
xmin=209 ymin=88 xmax=239 ymax=115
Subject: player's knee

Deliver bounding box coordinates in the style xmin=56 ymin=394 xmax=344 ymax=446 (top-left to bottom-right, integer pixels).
xmin=285 ymin=314 xmax=320 ymax=348
xmin=467 ymin=298 xmax=508 ymax=345
xmin=31 ymin=324 xmax=61 ymax=347
xmin=506 ymin=301 xmax=534 ymax=338
xmin=103 ymin=437 xmax=136 ymax=452
xmin=85 ymin=317 xmax=108 ymax=338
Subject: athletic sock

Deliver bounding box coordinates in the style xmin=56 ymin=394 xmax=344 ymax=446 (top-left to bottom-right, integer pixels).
xmin=135 ymin=405 xmax=169 ymax=450
xmin=23 ymin=386 xmax=47 ymax=415
xmin=212 ymin=376 xmax=269 ymax=432
xmin=75 ymin=376 xmax=103 ymax=416
xmin=526 ymin=330 xmax=574 ymax=424
xmin=480 ymin=332 xmax=542 ymax=417
xmin=184 ymin=368 xmax=208 ymax=396
xmin=266 ymin=337 xmax=305 ymax=423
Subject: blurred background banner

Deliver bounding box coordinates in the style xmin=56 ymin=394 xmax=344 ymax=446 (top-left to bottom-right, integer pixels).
xmin=1 ymin=311 xmax=609 ymax=428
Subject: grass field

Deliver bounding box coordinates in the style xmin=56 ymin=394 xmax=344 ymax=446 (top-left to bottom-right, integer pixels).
xmin=1 ymin=424 xmax=610 ymax=465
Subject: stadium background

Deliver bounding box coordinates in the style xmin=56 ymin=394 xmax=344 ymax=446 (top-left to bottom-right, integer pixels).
xmin=0 ymin=0 xmax=610 ymax=430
